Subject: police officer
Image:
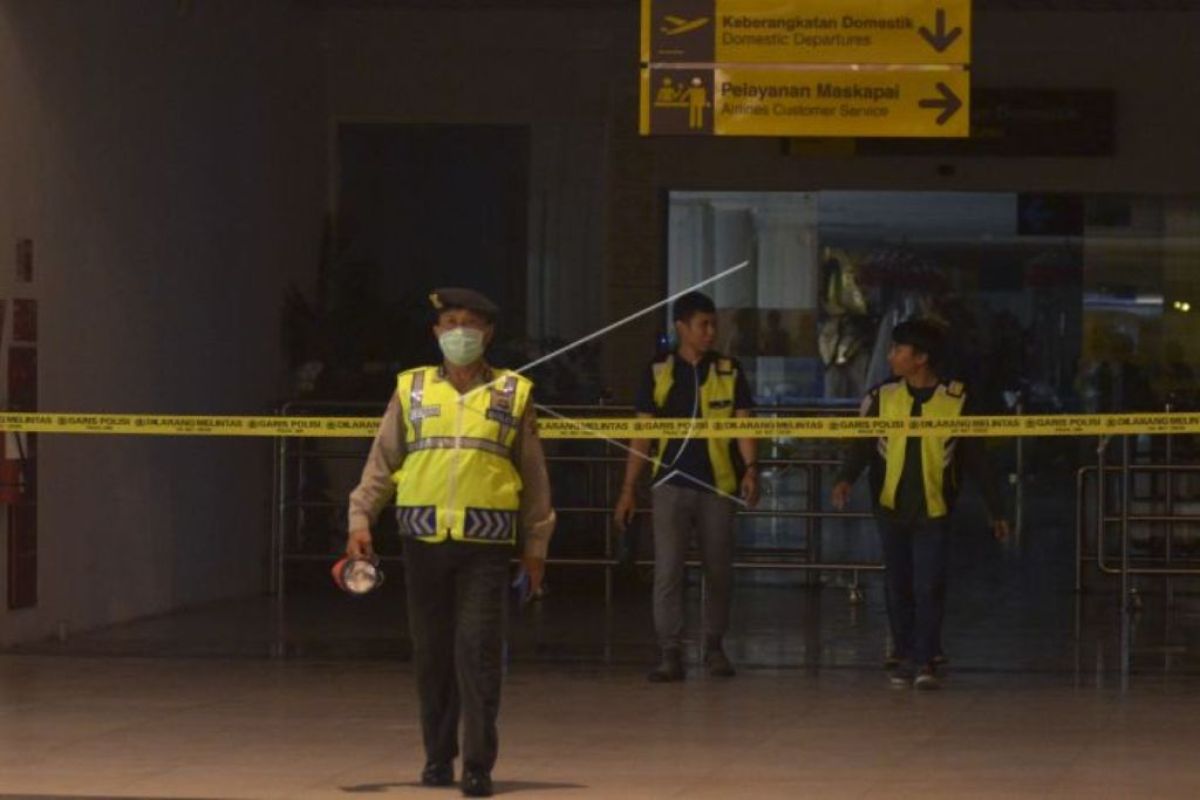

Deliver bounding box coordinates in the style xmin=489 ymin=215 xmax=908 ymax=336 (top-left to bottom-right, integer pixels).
xmin=346 ymin=288 xmax=555 ymax=797
xmin=831 ymin=318 xmax=1008 ymax=690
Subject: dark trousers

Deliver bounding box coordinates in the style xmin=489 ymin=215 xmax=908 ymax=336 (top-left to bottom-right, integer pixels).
xmin=877 ymin=515 xmax=949 ymax=668
xmin=402 ymin=538 xmax=511 ymax=773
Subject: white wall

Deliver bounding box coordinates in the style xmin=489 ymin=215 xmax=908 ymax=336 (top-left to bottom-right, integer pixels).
xmin=0 ymin=0 xmax=326 ymax=644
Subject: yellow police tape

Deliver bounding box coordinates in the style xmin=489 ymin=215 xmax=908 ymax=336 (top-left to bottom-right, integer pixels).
xmin=1 ymin=411 xmax=1199 ymax=439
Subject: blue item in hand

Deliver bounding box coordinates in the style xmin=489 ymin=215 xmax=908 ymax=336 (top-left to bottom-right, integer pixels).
xmin=511 ymin=567 xmax=533 ymax=606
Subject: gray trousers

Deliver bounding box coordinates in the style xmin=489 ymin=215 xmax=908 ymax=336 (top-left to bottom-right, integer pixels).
xmin=652 ymin=483 xmax=737 ymax=650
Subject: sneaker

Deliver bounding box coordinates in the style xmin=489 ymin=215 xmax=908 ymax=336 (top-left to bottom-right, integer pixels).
xmin=705 ymin=646 xmax=736 ymax=678
xmin=887 ymin=662 xmax=914 ymax=688
xmin=648 ymin=648 xmax=685 ymax=682
xmin=914 ymin=665 xmax=941 ymax=690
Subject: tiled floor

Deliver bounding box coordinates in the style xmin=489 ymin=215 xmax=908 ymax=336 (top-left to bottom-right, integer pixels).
xmin=5 ymin=653 xmax=1200 ymax=799
xmin=5 ymin=493 xmax=1200 ymax=798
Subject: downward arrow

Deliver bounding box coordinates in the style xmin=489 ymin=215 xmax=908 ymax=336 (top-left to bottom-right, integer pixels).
xmin=919 ymin=9 xmax=963 ymax=53
xmin=918 ymin=82 xmax=963 ymax=125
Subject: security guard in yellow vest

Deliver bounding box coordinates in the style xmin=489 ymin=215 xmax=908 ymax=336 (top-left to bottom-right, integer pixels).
xmin=347 ymin=288 xmax=555 ymax=798
xmin=832 ymin=319 xmax=1008 ymax=691
xmin=614 ymin=291 xmax=759 ymax=683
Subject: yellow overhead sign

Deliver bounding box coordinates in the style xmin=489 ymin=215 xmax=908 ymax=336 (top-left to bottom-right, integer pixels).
xmin=640 ymin=0 xmax=972 ymax=138
xmin=641 ymin=67 xmax=968 ymax=137
xmin=643 ymin=0 xmax=971 ymax=66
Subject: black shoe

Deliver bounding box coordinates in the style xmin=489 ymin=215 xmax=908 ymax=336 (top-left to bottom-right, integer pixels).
xmin=421 ymin=762 xmax=454 ymax=787
xmin=647 ymin=648 xmax=685 ymax=682
xmin=461 ymin=769 xmax=493 ymax=797
xmin=705 ymin=645 xmax=736 ymax=678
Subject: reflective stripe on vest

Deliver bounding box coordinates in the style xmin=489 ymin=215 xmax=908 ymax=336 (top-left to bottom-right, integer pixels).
xmin=393 ymin=365 xmax=532 ymax=545
xmin=649 ymin=354 xmax=739 ymax=495
xmin=408 ymin=437 xmax=511 ymax=458
xmin=877 ymin=381 xmax=966 ymax=519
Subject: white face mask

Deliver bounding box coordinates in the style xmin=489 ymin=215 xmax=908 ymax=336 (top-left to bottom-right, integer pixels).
xmin=438 ymin=326 xmax=485 ymax=366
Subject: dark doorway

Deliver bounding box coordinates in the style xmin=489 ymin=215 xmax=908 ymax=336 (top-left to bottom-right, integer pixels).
xmin=335 ymin=123 xmax=530 ymax=363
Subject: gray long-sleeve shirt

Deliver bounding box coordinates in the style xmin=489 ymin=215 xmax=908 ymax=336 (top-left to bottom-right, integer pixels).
xmin=347 ymin=374 xmax=556 ymax=558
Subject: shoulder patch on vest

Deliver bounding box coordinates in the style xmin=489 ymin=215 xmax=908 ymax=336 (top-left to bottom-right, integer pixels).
xmin=945 ymin=380 xmax=965 ymax=398
xmin=495 ymin=369 xmax=533 ymax=392
xmin=715 ymin=357 xmax=735 ymax=375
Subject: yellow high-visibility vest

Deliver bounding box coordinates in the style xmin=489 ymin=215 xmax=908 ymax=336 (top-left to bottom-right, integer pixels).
xmin=877 ymin=380 xmax=966 ymax=518
xmin=650 ymin=354 xmax=739 ymax=494
xmin=393 ymin=365 xmax=532 ymax=545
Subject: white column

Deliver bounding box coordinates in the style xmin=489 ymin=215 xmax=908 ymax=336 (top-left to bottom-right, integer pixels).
xmin=752 ymin=197 xmax=819 ymax=310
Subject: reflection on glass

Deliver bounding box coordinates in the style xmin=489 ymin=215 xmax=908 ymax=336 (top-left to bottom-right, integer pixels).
xmin=668 ymin=190 xmax=1200 ymax=416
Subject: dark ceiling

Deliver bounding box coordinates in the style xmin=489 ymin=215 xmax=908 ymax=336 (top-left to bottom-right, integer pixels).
xmin=299 ymin=0 xmax=1200 ymax=10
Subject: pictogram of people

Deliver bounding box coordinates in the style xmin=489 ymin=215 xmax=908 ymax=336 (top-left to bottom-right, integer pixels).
xmin=655 ymin=76 xmax=684 ymax=107
xmin=653 ymin=75 xmax=709 ymax=130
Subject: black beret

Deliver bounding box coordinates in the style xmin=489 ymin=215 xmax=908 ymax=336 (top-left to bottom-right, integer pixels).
xmin=429 ymin=288 xmax=499 ymax=321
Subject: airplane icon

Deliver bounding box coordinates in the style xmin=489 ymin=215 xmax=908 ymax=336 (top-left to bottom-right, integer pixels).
xmin=660 ymin=15 xmax=710 ymax=36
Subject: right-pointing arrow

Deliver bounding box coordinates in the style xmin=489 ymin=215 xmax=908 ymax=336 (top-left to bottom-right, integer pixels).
xmin=918 ymin=82 xmax=963 ymax=126
xmin=918 ymin=8 xmax=963 ymax=53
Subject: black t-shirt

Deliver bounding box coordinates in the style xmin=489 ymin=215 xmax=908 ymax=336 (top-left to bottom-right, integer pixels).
xmin=634 ymin=352 xmax=754 ymax=492
xmin=890 ymin=384 xmax=936 ymax=523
